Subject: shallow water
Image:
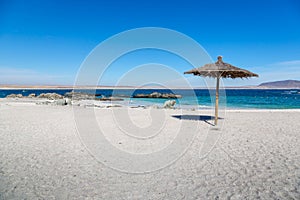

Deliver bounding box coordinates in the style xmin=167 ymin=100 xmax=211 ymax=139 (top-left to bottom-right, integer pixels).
xmin=0 ymin=89 xmax=299 ymax=109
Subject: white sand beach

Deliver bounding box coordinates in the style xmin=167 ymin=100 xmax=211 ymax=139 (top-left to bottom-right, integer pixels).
xmin=0 ymin=98 xmax=299 ymax=199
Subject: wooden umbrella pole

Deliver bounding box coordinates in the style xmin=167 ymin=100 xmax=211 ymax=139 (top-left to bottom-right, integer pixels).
xmin=215 ymin=77 xmax=220 ymax=125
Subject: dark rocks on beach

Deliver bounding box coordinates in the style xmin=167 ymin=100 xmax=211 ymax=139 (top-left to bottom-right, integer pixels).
xmin=6 ymin=94 xmax=23 ymax=98
xmin=64 ymin=92 xmax=97 ymax=100
xmin=113 ymin=94 xmax=131 ymax=98
xmin=37 ymin=93 xmax=63 ymax=100
xmin=6 ymin=93 xmax=63 ymax=99
xmin=133 ymin=92 xmax=182 ymax=99
xmin=4 ymin=91 xmax=124 ymax=103
xmin=65 ymin=92 xmax=124 ymax=101
xmin=28 ymin=93 xmax=36 ymax=98
xmin=35 ymin=98 xmax=71 ymax=106
xmin=97 ymin=97 xmax=124 ymax=101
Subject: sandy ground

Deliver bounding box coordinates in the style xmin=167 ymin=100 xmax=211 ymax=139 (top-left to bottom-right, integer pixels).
xmin=0 ymin=99 xmax=299 ymax=199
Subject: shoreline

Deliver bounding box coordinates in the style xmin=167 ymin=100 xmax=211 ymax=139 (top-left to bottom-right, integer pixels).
xmin=1 ymin=85 xmax=300 ymax=90
xmin=1 ymin=97 xmax=300 ymax=111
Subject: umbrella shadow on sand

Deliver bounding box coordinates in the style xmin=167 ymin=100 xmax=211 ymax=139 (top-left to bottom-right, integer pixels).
xmin=172 ymin=115 xmax=223 ymax=126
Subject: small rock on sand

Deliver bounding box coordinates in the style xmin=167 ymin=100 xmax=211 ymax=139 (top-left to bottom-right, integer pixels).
xmin=163 ymin=100 xmax=176 ymax=109
xmin=55 ymin=99 xmax=67 ymax=106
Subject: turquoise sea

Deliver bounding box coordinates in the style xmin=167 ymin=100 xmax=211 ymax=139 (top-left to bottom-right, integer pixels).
xmin=0 ymin=89 xmax=299 ymax=109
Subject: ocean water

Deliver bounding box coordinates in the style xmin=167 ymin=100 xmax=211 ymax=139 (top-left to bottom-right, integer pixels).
xmin=0 ymin=89 xmax=299 ymax=109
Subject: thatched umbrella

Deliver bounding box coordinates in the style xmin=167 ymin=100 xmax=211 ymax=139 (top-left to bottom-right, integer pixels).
xmin=184 ymin=56 xmax=258 ymax=125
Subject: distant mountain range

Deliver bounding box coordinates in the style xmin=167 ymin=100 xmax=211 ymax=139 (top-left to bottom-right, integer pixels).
xmin=1 ymin=80 xmax=300 ymax=89
xmin=258 ymin=80 xmax=300 ymax=88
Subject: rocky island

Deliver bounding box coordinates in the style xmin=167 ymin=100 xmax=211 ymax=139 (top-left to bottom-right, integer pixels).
xmin=133 ymin=92 xmax=182 ymax=99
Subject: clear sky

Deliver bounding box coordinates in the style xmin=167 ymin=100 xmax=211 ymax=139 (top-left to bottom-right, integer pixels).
xmin=0 ymin=0 xmax=299 ymax=86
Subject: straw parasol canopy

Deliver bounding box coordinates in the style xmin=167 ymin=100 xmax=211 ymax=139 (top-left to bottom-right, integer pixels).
xmin=184 ymin=56 xmax=258 ymax=125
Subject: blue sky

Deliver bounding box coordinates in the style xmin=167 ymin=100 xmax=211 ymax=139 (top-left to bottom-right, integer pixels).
xmin=0 ymin=0 xmax=299 ymax=86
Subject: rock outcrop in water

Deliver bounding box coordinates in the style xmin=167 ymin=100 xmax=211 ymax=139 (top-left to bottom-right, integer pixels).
xmin=133 ymin=92 xmax=182 ymax=99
